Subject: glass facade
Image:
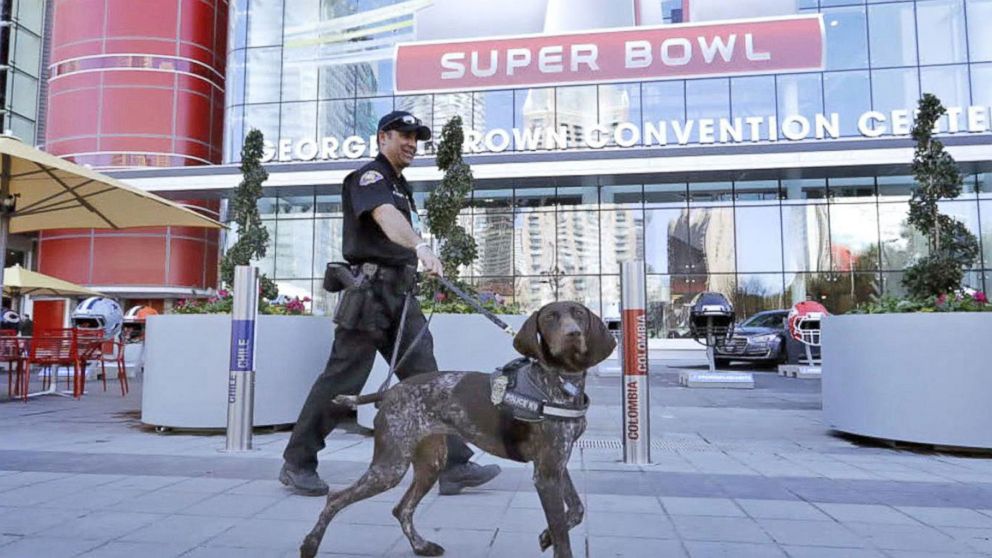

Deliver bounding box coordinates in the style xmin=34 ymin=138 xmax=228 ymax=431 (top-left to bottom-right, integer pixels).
xmin=223 ymin=0 xmax=992 ymax=336
xmin=1 ymin=0 xmax=46 ymax=142
xmin=250 ymin=175 xmax=991 ymax=338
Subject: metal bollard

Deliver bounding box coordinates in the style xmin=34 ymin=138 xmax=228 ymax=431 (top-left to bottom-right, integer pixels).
xmin=620 ymin=261 xmax=650 ymax=464
xmin=225 ymin=265 xmax=258 ymax=451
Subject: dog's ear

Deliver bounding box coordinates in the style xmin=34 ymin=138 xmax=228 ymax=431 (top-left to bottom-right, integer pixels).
xmin=582 ymin=307 xmax=617 ymax=368
xmin=513 ymin=309 xmax=546 ymax=362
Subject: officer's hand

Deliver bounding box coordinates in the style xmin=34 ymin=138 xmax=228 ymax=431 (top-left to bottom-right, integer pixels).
xmin=416 ymin=244 xmax=444 ymax=277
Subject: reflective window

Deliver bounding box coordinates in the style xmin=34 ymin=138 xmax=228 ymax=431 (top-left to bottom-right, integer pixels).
xmin=981 ymin=199 xmax=992 ymax=269
xmin=646 ymin=274 xmax=710 ymax=339
xmin=472 ymin=212 xmax=514 ymax=277
xmin=689 ymin=182 xmax=733 ymax=205
xmin=777 ymin=74 xmax=823 ymax=133
xmin=829 ymin=203 xmax=880 ymax=271
xmin=558 ymin=276 xmax=602 ymax=316
xmin=731 ymin=76 xmax=776 ymax=141
xmin=920 ymin=65 xmax=971 ymax=123
xmin=514 ymin=276 xmax=555 ymax=313
xmin=471 ymin=189 xmax=514 ymax=211
xmin=274 ymin=219 xmax=314 ymax=279
xmin=312 ymin=219 xmax=343 ymax=276
xmin=319 ymin=64 xmax=358 ymax=100
xmin=686 ymin=79 xmax=730 ymax=144
xmin=433 ymin=93 xmax=475 ymax=139
xmin=314 ymin=193 xmax=342 ymax=217
xmin=735 ymin=206 xmax=784 ymax=273
xmin=247 ymin=0 xmax=283 ymax=47
xmin=514 ymin=212 xmax=556 ymax=275
xmin=878 ymin=202 xmax=928 ymax=270
xmin=871 ymin=67 xmax=920 ymax=115
xmin=281 ymin=53 xmax=318 ymax=103
xmin=316 ymin=99 xmax=355 ymax=141
xmin=877 ymin=175 xmax=916 ymax=198
xmin=782 ymin=204 xmax=831 ymax=272
xmin=734 ymin=180 xmax=780 ymax=204
xmin=277 ymin=195 xmax=315 ymax=217
xmin=601 ymin=84 xmax=641 ymax=140
xmin=514 ymin=187 xmax=556 ymax=211
xmin=917 ymin=0 xmax=968 ymax=65
xmin=644 ymin=183 xmax=688 ymax=207
xmin=557 ymin=211 xmax=600 ymax=274
xmin=645 ymin=208 xmax=687 ymax=274
xmin=473 ymin=90 xmax=513 ymax=137
xmin=555 ymin=86 xmax=598 ymax=147
xmin=823 ymin=6 xmax=869 ymax=70
xmin=828 ymin=177 xmax=876 ymax=200
xmin=224 ymin=105 xmax=244 ymax=163
xmin=226 ymin=49 xmax=246 ymax=109
xmin=601 ymin=185 xmax=643 ymax=210
xmin=972 ymin=64 xmax=992 ymax=106
xmin=243 ymin=104 xmax=280 ymax=146
xmin=968 ymin=0 xmax=992 ymax=61
xmin=601 ymin=209 xmax=644 ymax=275
xmin=781 ymin=178 xmax=828 ymax=202
xmin=280 ymin=101 xmax=317 ymax=145
xmin=733 ymin=274 xmax=786 ymax=318
xmin=642 ymin=81 xmax=685 ymax=139
xmin=868 ymin=2 xmax=918 ymax=67
xmin=788 ymin=272 xmax=880 ymax=314
xmin=355 ymin=97 xmax=392 ymax=141
xmin=230 ymin=0 xmax=248 ymax=50
xmin=14 ymin=29 xmax=40 ymax=78
xmin=823 ymin=71 xmax=871 ymax=136
xmin=517 ymin=88 xmax=555 ymax=137
xmin=245 ymin=48 xmax=282 ymax=103
xmin=689 ymin=207 xmax=735 ymax=274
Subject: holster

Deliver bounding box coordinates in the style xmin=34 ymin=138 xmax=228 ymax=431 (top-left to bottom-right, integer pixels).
xmin=323 ymin=262 xmax=358 ymax=293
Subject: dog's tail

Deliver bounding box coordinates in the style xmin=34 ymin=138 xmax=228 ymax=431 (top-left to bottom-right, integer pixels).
xmin=332 ymin=392 xmax=384 ymax=409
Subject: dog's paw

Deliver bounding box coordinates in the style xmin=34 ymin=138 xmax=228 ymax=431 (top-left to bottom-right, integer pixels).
xmin=538 ymin=529 xmax=552 ymax=551
xmin=413 ymin=541 xmax=445 ymax=556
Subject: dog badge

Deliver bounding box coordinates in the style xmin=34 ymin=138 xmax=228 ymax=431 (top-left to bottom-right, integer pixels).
xmin=359 ymin=170 xmax=383 ymax=186
xmin=490 ymin=375 xmax=508 ymax=405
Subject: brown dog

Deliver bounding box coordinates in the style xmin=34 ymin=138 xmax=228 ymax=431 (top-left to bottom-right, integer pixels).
xmin=299 ymin=301 xmax=616 ymax=558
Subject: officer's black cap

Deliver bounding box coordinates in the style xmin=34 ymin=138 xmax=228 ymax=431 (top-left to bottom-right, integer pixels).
xmin=377 ymin=111 xmax=431 ymax=141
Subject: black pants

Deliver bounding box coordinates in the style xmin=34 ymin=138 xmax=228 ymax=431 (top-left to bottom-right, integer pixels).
xmin=283 ymin=268 xmax=473 ymax=472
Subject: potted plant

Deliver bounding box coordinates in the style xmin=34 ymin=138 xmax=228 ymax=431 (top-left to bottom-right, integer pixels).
xmin=141 ymin=130 xmax=334 ymax=430
xmin=821 ymin=94 xmax=991 ymax=449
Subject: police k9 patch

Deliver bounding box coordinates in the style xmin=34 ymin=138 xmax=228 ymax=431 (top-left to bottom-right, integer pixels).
xmin=359 ymin=170 xmax=384 ymax=186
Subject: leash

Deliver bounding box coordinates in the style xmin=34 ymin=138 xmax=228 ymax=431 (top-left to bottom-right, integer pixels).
xmin=375 ymin=273 xmax=514 ymax=396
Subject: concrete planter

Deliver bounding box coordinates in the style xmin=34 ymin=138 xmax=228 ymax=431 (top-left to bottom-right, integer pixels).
xmin=141 ymin=314 xmax=333 ymax=429
xmin=822 ymin=313 xmax=992 ymax=450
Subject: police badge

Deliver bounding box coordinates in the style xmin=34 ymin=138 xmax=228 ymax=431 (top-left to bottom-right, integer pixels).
xmin=490 ymin=374 xmax=508 ymax=406
xmin=359 ymin=170 xmax=383 ymax=186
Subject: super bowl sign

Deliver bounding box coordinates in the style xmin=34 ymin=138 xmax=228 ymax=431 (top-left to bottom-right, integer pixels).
xmin=394 ymin=15 xmax=824 ymax=93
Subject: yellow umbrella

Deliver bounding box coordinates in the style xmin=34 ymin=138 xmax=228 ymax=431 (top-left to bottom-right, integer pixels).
xmin=2 ymin=264 xmax=103 ymax=298
xmin=0 ymin=136 xmax=223 ymax=288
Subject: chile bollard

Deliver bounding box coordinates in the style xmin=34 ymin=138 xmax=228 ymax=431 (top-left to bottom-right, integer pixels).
xmin=225 ymin=265 xmax=258 ymax=451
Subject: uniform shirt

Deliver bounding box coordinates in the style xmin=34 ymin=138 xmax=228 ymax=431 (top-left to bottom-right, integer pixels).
xmin=342 ymin=153 xmax=419 ymax=267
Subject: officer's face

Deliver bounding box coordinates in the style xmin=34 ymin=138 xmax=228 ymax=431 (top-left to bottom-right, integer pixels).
xmin=378 ymin=129 xmax=419 ymax=171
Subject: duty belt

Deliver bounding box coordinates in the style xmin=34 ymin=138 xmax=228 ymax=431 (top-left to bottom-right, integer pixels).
xmin=489 ymin=357 xmax=588 ymax=422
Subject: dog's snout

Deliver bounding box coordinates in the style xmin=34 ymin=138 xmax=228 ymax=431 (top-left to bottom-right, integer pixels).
xmin=565 ymin=329 xmax=582 ymax=338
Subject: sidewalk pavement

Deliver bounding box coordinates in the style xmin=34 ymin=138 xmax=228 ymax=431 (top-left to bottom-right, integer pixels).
xmin=2 ymin=364 xmax=992 ymax=557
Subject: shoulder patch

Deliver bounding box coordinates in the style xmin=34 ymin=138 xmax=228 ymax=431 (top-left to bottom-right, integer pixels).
xmin=359 ymin=170 xmax=384 ymax=186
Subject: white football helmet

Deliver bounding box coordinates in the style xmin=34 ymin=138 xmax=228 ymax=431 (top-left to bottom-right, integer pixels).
xmin=71 ymin=297 xmax=123 ymax=340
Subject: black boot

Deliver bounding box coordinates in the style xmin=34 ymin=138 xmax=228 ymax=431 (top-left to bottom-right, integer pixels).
xmin=279 ymin=463 xmax=329 ymax=496
xmin=438 ymin=462 xmax=501 ymax=495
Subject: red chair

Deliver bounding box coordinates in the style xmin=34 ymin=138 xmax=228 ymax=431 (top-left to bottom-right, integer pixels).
xmin=29 ymin=329 xmax=82 ymax=398
xmin=1 ymin=336 xmax=26 ymax=401
xmin=76 ymin=330 xmax=128 ymax=396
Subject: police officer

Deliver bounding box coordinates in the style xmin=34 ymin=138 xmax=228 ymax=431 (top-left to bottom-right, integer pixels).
xmin=280 ymin=111 xmax=501 ymax=496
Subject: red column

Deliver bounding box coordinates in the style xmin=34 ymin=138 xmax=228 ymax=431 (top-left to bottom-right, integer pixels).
xmin=40 ymin=0 xmax=227 ymax=292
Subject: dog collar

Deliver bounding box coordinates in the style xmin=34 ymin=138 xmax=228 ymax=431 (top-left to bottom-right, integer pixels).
xmin=489 ymin=358 xmax=588 ymax=422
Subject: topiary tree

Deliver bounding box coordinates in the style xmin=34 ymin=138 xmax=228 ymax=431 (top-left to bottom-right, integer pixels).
xmin=901 ymin=93 xmax=980 ymax=299
xmin=220 ymin=128 xmax=278 ymax=300
xmin=425 ymin=116 xmax=477 ymax=282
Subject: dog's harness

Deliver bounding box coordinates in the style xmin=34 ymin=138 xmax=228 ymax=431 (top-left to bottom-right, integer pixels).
xmin=489 ymin=358 xmax=589 ymax=422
